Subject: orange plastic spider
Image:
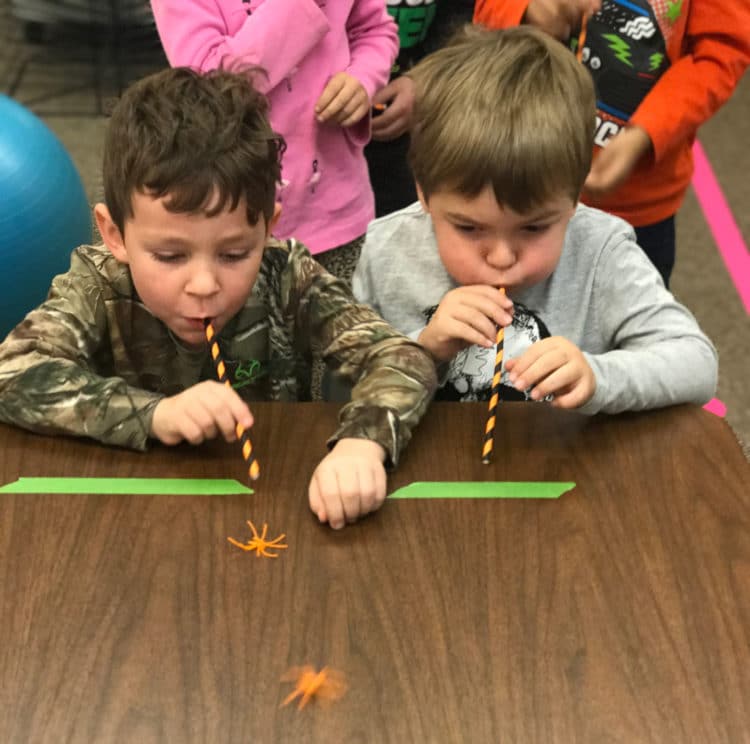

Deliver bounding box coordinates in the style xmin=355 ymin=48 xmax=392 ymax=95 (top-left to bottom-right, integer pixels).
xmin=227 ymin=519 xmax=288 ymax=557
xmin=280 ymin=666 xmax=347 ymax=710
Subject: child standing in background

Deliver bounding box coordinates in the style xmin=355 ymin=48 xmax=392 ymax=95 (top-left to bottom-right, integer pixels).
xmin=474 ymin=0 xmax=750 ymax=287
xmin=366 ymin=0 xmax=474 ymax=216
xmin=150 ymin=0 xmax=398 ymax=285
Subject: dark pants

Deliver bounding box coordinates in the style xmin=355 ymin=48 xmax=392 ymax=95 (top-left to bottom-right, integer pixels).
xmin=634 ymin=216 xmax=675 ymax=289
xmin=365 ymin=133 xmax=417 ymax=218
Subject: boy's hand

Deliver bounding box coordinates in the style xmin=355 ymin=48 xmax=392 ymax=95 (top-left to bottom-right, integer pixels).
xmin=371 ymin=76 xmax=416 ymax=141
xmin=584 ymin=126 xmax=652 ymax=198
xmin=418 ymin=286 xmax=514 ymax=362
xmin=308 ymin=438 xmax=387 ymax=529
xmin=504 ymin=336 xmax=595 ymax=408
xmin=524 ymin=0 xmax=601 ymax=40
xmin=315 ymin=72 xmax=370 ymax=127
xmin=150 ymin=381 xmax=254 ymax=446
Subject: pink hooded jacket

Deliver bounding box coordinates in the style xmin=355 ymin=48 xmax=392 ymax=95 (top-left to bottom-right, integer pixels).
xmin=151 ymin=0 xmax=398 ymax=254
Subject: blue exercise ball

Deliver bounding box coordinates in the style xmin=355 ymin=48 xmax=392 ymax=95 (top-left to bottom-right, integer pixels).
xmin=0 ymin=94 xmax=92 ymax=339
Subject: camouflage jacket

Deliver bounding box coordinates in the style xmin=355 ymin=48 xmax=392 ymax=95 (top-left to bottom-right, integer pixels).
xmin=0 ymin=238 xmax=436 ymax=463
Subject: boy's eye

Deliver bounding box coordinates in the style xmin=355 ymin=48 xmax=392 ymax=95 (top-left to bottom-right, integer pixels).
xmin=152 ymin=253 xmax=184 ymax=263
xmin=523 ymin=223 xmax=550 ymax=234
xmin=453 ymin=223 xmax=477 ymax=234
xmin=221 ymin=251 xmax=251 ymax=263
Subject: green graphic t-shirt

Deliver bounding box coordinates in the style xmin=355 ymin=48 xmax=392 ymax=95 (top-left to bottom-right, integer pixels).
xmin=388 ymin=0 xmax=437 ymax=53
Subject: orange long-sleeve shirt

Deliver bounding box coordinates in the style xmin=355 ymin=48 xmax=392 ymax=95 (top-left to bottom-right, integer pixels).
xmin=474 ymin=0 xmax=750 ymax=226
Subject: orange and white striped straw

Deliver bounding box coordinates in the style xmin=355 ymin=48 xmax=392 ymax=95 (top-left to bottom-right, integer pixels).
xmin=204 ymin=319 xmax=260 ymax=481
xmin=482 ymin=288 xmax=505 ymax=465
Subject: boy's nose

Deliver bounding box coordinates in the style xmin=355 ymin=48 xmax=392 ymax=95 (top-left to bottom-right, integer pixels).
xmin=186 ymin=267 xmax=220 ymax=296
xmin=486 ymin=239 xmax=515 ymax=269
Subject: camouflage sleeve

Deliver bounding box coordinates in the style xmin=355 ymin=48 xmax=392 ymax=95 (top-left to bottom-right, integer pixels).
xmin=0 ymin=249 xmax=161 ymax=450
xmin=283 ymin=240 xmax=438 ymax=466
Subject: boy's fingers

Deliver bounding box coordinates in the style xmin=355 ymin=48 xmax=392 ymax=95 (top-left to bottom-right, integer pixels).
xmin=454 ymin=286 xmax=514 ymax=322
xmin=212 ymin=404 xmax=239 ymax=442
xmin=529 ymin=364 xmax=575 ymax=398
xmin=318 ymin=470 xmax=346 ymax=529
xmin=218 ymin=385 xmax=254 ymax=429
xmin=506 ymin=342 xmax=549 ymax=384
xmin=513 ymin=355 xmax=557 ymax=390
xmin=361 ymin=464 xmax=386 ymax=514
xmin=181 ymin=413 xmax=208 ymax=444
xmin=449 ymin=306 xmax=501 ymax=343
xmin=194 ymin=392 xmax=236 ymax=442
xmin=308 ymin=481 xmax=327 ymax=524
xmin=375 ymin=465 xmax=387 ymax=508
xmin=371 ymin=117 xmax=408 ymax=141
xmin=337 ymin=470 xmax=363 ymax=523
xmin=436 ymin=316 xmax=493 ymax=349
xmin=550 ymin=385 xmax=588 ymax=409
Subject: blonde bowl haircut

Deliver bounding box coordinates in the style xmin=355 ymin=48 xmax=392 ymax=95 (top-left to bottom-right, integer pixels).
xmin=408 ymin=25 xmax=596 ymax=212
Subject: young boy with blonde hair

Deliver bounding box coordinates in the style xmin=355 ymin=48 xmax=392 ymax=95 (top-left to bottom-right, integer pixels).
xmin=0 ymin=67 xmax=437 ymax=529
xmin=353 ymin=26 xmax=717 ymax=410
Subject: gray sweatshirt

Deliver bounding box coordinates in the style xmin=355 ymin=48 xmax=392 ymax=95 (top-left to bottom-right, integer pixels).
xmin=353 ymin=202 xmax=718 ymax=413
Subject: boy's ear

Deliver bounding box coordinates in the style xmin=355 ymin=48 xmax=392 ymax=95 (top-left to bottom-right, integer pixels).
xmin=94 ymin=203 xmax=129 ymax=263
xmin=266 ymin=202 xmax=282 ymax=235
xmin=416 ymin=183 xmax=429 ymax=212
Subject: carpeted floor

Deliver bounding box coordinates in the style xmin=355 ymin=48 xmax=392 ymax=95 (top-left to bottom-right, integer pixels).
xmin=1 ymin=5 xmax=748 ymax=456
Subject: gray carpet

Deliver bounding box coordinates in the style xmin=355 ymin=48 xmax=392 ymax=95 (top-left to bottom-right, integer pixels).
xmin=2 ymin=4 xmax=748 ymax=456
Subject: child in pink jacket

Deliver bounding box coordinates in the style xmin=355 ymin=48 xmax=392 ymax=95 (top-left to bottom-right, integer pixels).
xmin=150 ymin=0 xmax=398 ymax=283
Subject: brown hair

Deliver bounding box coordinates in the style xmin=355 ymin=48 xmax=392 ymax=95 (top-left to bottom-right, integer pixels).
xmin=409 ymin=25 xmax=595 ymax=212
xmin=103 ymin=66 xmax=284 ymax=233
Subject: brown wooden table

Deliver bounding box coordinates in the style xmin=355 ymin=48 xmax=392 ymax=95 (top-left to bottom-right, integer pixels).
xmin=1 ymin=402 xmax=748 ymax=743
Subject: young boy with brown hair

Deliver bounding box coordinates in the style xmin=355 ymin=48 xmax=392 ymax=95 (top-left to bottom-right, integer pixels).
xmin=353 ymin=25 xmax=717 ymax=410
xmin=0 ymin=67 xmax=437 ymax=529
xmin=474 ymin=0 xmax=750 ymax=286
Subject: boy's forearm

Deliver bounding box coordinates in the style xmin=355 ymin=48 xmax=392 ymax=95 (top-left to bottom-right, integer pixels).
xmin=579 ymin=340 xmax=718 ymax=414
xmin=0 ymin=356 xmax=161 ymax=451
xmin=331 ymin=339 xmax=437 ymax=467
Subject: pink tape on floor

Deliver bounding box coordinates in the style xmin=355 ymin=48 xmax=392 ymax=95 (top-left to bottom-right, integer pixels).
xmin=691 ymin=141 xmax=750 ymax=315
xmin=703 ymin=397 xmax=727 ymax=418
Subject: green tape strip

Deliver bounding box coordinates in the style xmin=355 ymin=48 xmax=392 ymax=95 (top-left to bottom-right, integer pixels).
xmin=0 ymin=477 xmax=254 ymax=495
xmin=389 ymin=481 xmax=575 ymax=499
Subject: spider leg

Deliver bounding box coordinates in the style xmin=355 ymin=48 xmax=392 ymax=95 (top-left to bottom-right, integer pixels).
xmin=227 ymin=537 xmax=253 ymax=551
xmin=246 ymin=519 xmax=260 ymax=540
xmin=281 ymin=687 xmax=304 ymax=708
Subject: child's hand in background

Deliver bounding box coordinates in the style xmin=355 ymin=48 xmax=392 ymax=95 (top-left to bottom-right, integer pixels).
xmin=150 ymin=380 xmax=254 ymax=446
xmin=505 ymin=336 xmax=595 ymax=408
xmin=315 ymin=72 xmax=370 ymax=127
xmin=371 ymin=75 xmax=416 ymax=141
xmin=584 ymin=126 xmax=653 ymax=199
xmin=524 ymin=0 xmax=601 ymax=40
xmin=418 ymin=286 xmax=514 ymax=362
xmin=308 ymin=438 xmax=387 ymax=529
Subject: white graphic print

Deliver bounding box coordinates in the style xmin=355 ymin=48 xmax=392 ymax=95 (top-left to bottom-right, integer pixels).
xmin=619 ymin=17 xmax=656 ymax=40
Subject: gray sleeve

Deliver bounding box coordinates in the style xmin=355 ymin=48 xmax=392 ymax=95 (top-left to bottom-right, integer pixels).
xmin=578 ymin=233 xmax=718 ymax=414
xmin=351 ymin=232 xmax=381 ymax=315
xmin=352 ymin=206 xmax=454 ymax=338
